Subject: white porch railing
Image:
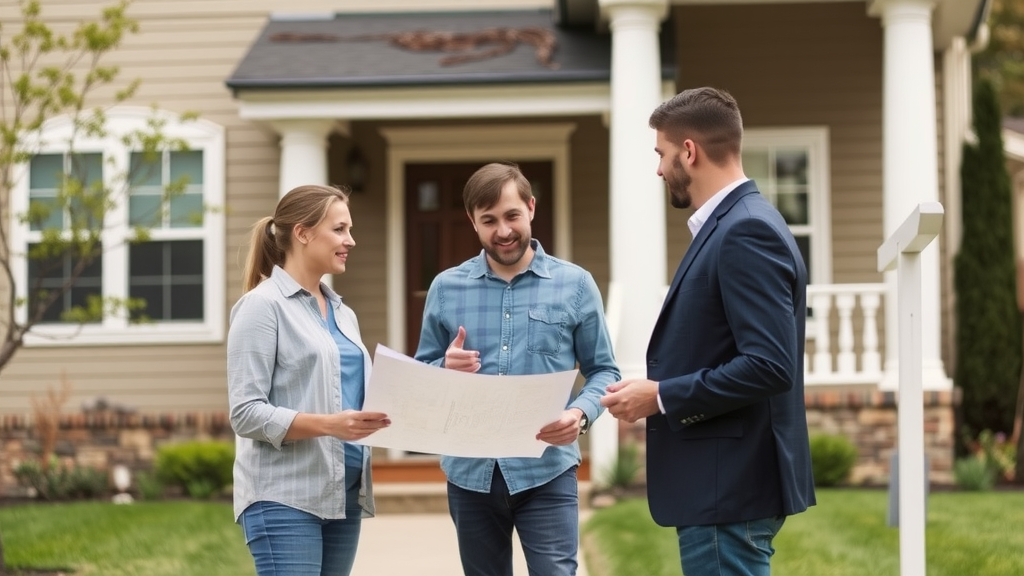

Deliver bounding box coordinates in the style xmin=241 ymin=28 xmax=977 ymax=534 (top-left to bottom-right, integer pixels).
xmin=605 ymin=282 xmax=887 ymax=386
xmin=805 ymin=283 xmax=886 ymax=386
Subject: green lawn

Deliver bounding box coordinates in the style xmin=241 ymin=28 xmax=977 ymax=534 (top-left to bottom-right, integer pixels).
xmin=5 ymin=490 xmax=1024 ymax=575
xmin=0 ymin=501 xmax=252 ymax=576
xmin=582 ymin=489 xmax=1024 ymax=576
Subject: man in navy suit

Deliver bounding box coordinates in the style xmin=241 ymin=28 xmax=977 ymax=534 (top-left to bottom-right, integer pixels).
xmin=601 ymin=87 xmax=815 ymax=576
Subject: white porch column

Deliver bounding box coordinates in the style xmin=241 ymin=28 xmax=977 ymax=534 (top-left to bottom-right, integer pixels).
xmin=595 ymin=0 xmax=669 ymax=485
xmin=271 ymin=119 xmax=334 ymax=198
xmin=874 ymin=0 xmax=951 ymax=390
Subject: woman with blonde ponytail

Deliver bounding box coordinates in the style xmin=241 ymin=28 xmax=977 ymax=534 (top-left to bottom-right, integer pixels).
xmin=227 ymin=184 xmax=391 ymax=576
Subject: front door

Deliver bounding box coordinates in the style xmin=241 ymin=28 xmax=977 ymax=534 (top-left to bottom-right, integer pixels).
xmin=404 ymin=161 xmax=554 ymax=354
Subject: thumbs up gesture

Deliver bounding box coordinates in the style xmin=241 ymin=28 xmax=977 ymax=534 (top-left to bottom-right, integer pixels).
xmin=444 ymin=325 xmax=481 ymax=373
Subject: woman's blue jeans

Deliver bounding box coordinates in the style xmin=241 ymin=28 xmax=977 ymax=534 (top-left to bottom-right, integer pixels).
xmin=447 ymin=465 xmax=579 ymax=576
xmin=240 ymin=468 xmax=363 ymax=576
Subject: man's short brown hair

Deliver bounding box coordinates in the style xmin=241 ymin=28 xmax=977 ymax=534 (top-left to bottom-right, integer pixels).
xmin=649 ymin=87 xmax=743 ymax=166
xmin=463 ymin=162 xmax=532 ymax=214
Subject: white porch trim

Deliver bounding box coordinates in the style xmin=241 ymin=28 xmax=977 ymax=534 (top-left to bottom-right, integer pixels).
xmin=874 ymin=0 xmax=951 ymax=390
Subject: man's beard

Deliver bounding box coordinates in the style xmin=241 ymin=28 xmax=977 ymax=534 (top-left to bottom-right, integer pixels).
xmin=485 ymin=235 xmax=530 ymax=267
xmin=666 ymin=157 xmax=693 ymax=209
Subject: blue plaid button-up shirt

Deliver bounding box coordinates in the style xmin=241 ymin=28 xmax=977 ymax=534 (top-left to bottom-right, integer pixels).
xmin=415 ymin=240 xmax=620 ymax=494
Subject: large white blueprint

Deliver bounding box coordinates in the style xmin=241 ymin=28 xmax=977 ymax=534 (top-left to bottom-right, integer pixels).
xmin=354 ymin=344 xmax=578 ymax=458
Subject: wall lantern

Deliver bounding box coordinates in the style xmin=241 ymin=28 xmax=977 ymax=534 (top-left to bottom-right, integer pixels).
xmin=347 ymin=146 xmax=368 ymax=193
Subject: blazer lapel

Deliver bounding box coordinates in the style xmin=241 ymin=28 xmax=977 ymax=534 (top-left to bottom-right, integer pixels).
xmin=659 ymin=181 xmax=761 ymax=317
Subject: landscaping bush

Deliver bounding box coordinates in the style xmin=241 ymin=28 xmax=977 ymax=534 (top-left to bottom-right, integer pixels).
xmin=14 ymin=457 xmax=110 ymax=500
xmin=135 ymin=470 xmax=165 ymax=501
xmin=154 ymin=441 xmax=234 ymax=499
xmin=809 ymin=433 xmax=858 ymax=487
xmin=954 ymin=455 xmax=997 ymax=491
xmin=600 ymin=442 xmax=644 ymax=491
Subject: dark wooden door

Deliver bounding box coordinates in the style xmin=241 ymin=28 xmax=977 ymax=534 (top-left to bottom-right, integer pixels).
xmin=404 ymin=161 xmax=554 ymax=353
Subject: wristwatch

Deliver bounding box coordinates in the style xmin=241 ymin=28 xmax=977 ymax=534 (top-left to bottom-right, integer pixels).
xmin=578 ymin=413 xmax=589 ymax=435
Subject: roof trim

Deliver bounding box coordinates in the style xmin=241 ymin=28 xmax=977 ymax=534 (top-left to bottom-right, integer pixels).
xmin=235 ymin=81 xmax=677 ymax=121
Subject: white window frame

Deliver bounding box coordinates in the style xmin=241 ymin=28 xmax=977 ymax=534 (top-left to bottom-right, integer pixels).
xmin=10 ymin=107 xmax=225 ymax=346
xmin=742 ymin=126 xmax=832 ymax=285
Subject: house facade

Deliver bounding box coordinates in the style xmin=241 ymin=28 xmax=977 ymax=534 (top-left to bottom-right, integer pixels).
xmin=0 ymin=0 xmax=989 ymax=487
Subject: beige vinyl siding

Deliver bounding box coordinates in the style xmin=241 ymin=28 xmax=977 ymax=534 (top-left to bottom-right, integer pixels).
xmin=671 ymin=1 xmax=885 ymax=286
xmin=568 ymin=117 xmax=612 ymax=296
xmin=0 ymin=0 xmax=299 ymax=414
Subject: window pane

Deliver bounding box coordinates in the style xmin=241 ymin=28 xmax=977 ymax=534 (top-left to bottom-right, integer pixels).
xmin=170 ymin=240 xmax=203 ymax=276
xmin=129 ymin=240 xmax=204 ymax=321
xmin=69 ymin=153 xmax=103 ymax=189
xmin=418 ymin=182 xmax=439 ymax=212
xmin=776 ymin=186 xmax=809 ymax=225
xmin=130 ymin=195 xmax=162 ymax=227
xmin=30 ymin=154 xmax=65 ymax=231
xmin=775 ymin=149 xmax=808 ymax=186
xmin=170 ymin=151 xmax=203 ymax=185
xmin=132 ymin=285 xmax=164 ymax=321
xmin=27 ymin=243 xmax=102 ymax=324
xmin=67 ymin=154 xmax=103 ymax=230
xmin=28 ymin=197 xmax=62 ymax=231
xmin=173 ymin=285 xmax=204 ymax=319
xmin=130 ymin=151 xmax=163 ymax=187
xmin=170 ymin=193 xmax=203 ymax=228
xmin=30 ymin=154 xmax=64 ymax=190
xmin=130 ymin=242 xmax=163 ymax=277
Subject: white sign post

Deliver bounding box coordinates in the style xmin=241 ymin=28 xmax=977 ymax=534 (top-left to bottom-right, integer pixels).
xmin=877 ymin=201 xmax=944 ymax=575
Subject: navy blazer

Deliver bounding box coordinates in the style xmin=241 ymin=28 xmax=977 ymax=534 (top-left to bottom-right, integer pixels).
xmin=645 ymin=180 xmax=816 ymax=527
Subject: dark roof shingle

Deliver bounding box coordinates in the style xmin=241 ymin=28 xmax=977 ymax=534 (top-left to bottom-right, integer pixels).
xmin=226 ymin=9 xmax=675 ymax=91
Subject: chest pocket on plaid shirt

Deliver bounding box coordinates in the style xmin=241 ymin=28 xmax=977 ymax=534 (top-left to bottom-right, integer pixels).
xmin=527 ymin=307 xmax=567 ymax=356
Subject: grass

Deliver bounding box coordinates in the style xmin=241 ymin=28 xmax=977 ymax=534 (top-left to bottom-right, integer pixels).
xmin=582 ymin=488 xmax=1024 ymax=576
xmin=0 ymin=500 xmax=252 ymax=576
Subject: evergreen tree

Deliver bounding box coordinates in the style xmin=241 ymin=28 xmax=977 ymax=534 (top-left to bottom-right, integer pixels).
xmin=954 ymin=79 xmax=1023 ymax=440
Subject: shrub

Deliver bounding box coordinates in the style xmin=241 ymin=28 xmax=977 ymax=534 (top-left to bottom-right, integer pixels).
xmin=964 ymin=429 xmax=1016 ymax=483
xmin=809 ymin=433 xmax=858 ymax=487
xmin=600 ymin=442 xmax=644 ymax=491
xmin=135 ymin=470 xmax=165 ymax=501
xmin=155 ymin=441 xmax=234 ymax=498
xmin=14 ymin=457 xmax=110 ymax=500
xmin=954 ymin=456 xmax=996 ymax=491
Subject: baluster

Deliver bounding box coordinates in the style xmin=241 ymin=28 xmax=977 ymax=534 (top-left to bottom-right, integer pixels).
xmin=812 ymin=293 xmax=832 ymax=375
xmin=836 ymin=293 xmax=856 ymax=374
xmin=861 ymin=292 xmax=881 ymax=374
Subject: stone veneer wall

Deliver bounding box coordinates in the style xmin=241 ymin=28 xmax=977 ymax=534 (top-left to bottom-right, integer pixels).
xmin=0 ymin=411 xmax=234 ymax=498
xmin=0 ymin=389 xmax=959 ymax=496
xmin=619 ymin=389 xmax=959 ymax=486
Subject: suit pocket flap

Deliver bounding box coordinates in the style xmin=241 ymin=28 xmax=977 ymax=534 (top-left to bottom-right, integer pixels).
xmin=679 ymin=275 xmax=708 ymax=292
xmin=677 ymin=417 xmax=743 ymax=439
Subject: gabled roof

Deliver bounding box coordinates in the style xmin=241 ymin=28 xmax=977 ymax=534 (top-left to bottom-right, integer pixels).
xmin=226 ymin=9 xmax=675 ymax=92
